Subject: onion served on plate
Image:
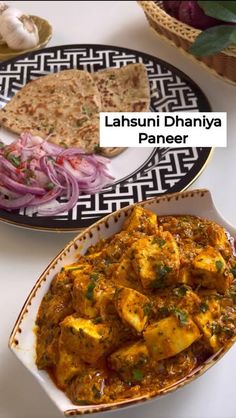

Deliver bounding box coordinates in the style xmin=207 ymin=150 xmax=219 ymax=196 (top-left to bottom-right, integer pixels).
xmin=0 ymin=133 xmax=114 ymax=215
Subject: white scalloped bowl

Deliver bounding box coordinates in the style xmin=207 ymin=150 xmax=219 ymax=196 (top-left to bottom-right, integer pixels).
xmin=9 ymin=189 xmax=236 ymax=416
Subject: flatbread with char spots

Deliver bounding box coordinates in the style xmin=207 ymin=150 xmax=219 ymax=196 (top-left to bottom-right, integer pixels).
xmin=0 ymin=69 xmax=101 ymax=152
xmin=0 ymin=64 xmax=150 ymax=156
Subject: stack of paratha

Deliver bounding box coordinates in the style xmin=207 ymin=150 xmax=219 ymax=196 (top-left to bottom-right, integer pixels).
xmin=0 ymin=63 xmax=150 ymax=157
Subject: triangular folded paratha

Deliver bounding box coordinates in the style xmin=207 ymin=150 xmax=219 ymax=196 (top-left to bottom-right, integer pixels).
xmin=92 ymin=63 xmax=150 ymax=112
xmin=0 ymin=69 xmax=101 ymax=152
xmin=93 ymin=63 xmax=150 ymax=157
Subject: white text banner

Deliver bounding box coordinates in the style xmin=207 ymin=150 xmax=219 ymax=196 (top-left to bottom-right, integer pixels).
xmin=99 ymin=112 xmax=227 ymax=148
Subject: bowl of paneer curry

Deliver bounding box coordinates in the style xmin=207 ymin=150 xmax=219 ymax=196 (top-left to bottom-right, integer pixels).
xmin=9 ymin=189 xmax=236 ymax=415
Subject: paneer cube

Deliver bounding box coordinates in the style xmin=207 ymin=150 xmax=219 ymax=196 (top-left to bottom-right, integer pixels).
xmin=176 ymin=288 xmax=201 ymax=315
xmin=132 ymin=231 xmax=180 ymax=289
xmin=144 ymin=315 xmax=200 ymax=361
xmin=72 ymin=267 xmax=99 ymax=318
xmin=192 ymin=246 xmax=231 ymax=293
xmin=194 ymin=299 xmax=221 ymax=352
xmin=60 ymin=316 xmax=116 ymax=364
xmin=55 ymin=348 xmax=83 ymax=389
xmin=207 ymin=223 xmax=230 ymax=254
xmin=112 ymin=249 xmax=140 ymax=289
xmin=109 ymin=340 xmax=149 ymax=382
xmin=114 ymin=286 xmax=150 ymax=332
xmin=122 ymin=206 xmax=158 ymax=235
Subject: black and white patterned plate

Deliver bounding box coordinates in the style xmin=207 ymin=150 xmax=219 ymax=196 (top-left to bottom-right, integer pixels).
xmin=0 ymin=44 xmax=212 ymax=231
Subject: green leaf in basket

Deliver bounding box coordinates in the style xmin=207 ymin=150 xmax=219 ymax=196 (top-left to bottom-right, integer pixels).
xmin=189 ymin=25 xmax=236 ymax=56
xmin=198 ymin=1 xmax=236 ymax=23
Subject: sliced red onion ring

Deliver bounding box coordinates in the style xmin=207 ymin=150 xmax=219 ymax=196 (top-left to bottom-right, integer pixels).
xmin=60 ymin=148 xmax=86 ymax=156
xmin=40 ymin=157 xmax=66 ymax=189
xmin=0 ymin=133 xmax=115 ymax=216
xmin=1 ymin=173 xmax=46 ymax=195
xmin=38 ymin=167 xmax=79 ymax=216
xmin=42 ymin=141 xmax=65 ymax=155
xmin=0 ymin=156 xmax=23 ymax=178
xmin=29 ymin=187 xmax=61 ymax=206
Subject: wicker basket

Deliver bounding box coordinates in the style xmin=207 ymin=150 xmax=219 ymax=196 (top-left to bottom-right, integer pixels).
xmin=138 ymin=1 xmax=236 ymax=84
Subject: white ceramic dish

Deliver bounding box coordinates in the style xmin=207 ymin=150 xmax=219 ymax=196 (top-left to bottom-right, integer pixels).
xmin=9 ymin=189 xmax=236 ymax=416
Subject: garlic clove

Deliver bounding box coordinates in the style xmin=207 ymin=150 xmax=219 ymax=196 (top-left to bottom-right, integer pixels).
xmin=0 ymin=14 xmax=39 ymax=51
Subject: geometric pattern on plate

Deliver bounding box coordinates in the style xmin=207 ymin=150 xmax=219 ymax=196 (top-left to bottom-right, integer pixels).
xmin=0 ymin=44 xmax=211 ymax=230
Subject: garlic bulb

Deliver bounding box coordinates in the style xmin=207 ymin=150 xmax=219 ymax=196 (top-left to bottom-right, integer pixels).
xmin=0 ymin=2 xmax=8 ymax=14
xmin=0 ymin=14 xmax=39 ymax=50
xmin=0 ymin=1 xmax=13 ymax=45
xmin=0 ymin=3 xmax=22 ymax=18
xmin=0 ymin=4 xmax=23 ymax=44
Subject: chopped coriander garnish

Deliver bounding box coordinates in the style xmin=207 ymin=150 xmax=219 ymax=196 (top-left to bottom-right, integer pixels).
xmin=173 ymin=286 xmax=188 ymax=297
xmin=143 ymin=303 xmax=151 ymax=316
xmin=151 ymin=264 xmax=172 ymax=289
xmin=215 ymin=260 xmax=224 ymax=272
xmin=137 ymin=355 xmax=148 ymax=366
xmin=86 ymin=281 xmax=96 ymax=300
xmin=158 ymin=306 xmax=171 ymax=316
xmin=158 ymin=305 xmax=189 ymax=326
xmin=157 ymin=264 xmax=172 ymax=278
xmin=92 ymin=384 xmax=102 ymax=399
xmin=132 ymin=368 xmax=143 ymax=381
xmin=222 ymin=327 xmax=234 ymax=338
xmin=151 ymin=237 xmax=166 ymax=248
xmin=0 ymin=141 xmax=4 ymax=148
xmin=59 ymin=140 xmax=68 ymax=148
xmin=90 ymin=273 xmax=99 ymax=281
xmin=210 ymin=323 xmax=222 ymax=335
xmin=22 ymin=168 xmax=35 ymax=178
xmin=172 ymin=308 xmax=189 ymax=326
xmin=45 ymin=182 xmax=54 ymax=191
xmin=7 ymin=154 xmax=21 ymax=167
xmin=199 ymin=302 xmax=209 ymax=313
xmin=92 ymin=316 xmax=103 ymax=324
xmin=86 ymin=272 xmax=99 ymax=300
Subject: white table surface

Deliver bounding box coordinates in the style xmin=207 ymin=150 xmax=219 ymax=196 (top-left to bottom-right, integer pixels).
xmin=1 ymin=2 xmax=236 ymax=418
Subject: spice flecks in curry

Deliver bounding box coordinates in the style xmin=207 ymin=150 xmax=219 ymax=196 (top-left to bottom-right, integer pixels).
xmin=36 ymin=206 xmax=236 ymax=405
